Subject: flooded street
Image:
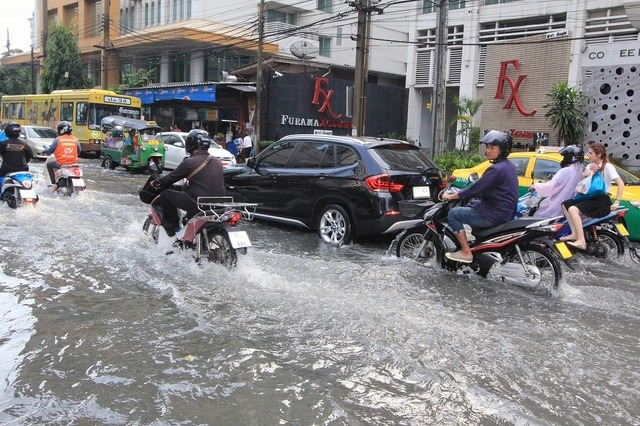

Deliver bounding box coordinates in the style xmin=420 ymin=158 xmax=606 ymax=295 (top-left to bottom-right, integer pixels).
xmin=1 ymin=159 xmax=639 ymax=425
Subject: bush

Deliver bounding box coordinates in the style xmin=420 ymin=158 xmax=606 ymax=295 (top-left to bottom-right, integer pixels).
xmin=434 ymin=150 xmax=484 ymax=171
xmin=258 ymin=140 xmax=275 ymax=149
xmin=469 ymin=126 xmax=480 ymax=152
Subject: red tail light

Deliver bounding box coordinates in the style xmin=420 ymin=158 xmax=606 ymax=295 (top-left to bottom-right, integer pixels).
xmin=365 ymin=174 xmax=404 ymax=193
xmin=226 ymin=212 xmax=242 ymax=227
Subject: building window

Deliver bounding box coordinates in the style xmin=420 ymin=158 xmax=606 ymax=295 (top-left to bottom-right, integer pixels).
xmin=150 ymin=2 xmax=155 ymax=25
xmin=145 ymin=4 xmax=149 ymax=27
xmin=169 ymin=53 xmax=190 ymax=82
xmin=319 ymin=36 xmax=331 ymax=57
xmin=423 ymin=1 xmax=435 ymax=13
xmin=157 ymin=1 xmax=162 ymax=24
xmin=337 ymin=27 xmax=343 ymax=46
xmin=318 ymin=0 xmax=332 ymax=13
xmin=267 ymin=10 xmax=296 ymax=25
xmin=88 ymin=0 xmax=102 ymax=37
xmin=450 ymin=0 xmax=465 ymax=10
xmin=485 ymin=0 xmax=520 ymax=4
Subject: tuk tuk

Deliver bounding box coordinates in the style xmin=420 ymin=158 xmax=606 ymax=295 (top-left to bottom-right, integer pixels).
xmin=100 ymin=116 xmax=165 ymax=173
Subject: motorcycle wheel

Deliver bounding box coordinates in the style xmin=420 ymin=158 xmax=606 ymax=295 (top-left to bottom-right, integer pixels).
xmin=5 ymin=189 xmax=18 ymax=209
xmin=593 ymin=229 xmax=625 ymax=260
xmin=198 ymin=229 xmax=237 ymax=268
xmin=142 ymin=216 xmax=159 ymax=244
xmin=396 ymin=228 xmax=441 ymax=267
xmin=508 ymin=243 xmax=562 ymax=296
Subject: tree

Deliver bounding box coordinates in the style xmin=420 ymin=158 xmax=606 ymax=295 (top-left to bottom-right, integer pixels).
xmin=450 ymin=96 xmax=483 ymax=150
xmin=0 ymin=66 xmax=31 ymax=96
xmin=40 ymin=22 xmax=91 ymax=93
xmin=544 ymin=81 xmax=586 ymax=146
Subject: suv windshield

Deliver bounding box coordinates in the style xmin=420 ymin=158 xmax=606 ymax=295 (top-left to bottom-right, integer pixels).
xmin=370 ymin=145 xmax=438 ymax=172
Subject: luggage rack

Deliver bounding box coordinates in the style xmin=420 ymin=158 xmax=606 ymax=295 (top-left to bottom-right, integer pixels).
xmin=196 ymin=196 xmax=258 ymax=221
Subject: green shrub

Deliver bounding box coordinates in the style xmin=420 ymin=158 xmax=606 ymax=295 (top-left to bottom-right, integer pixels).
xmin=434 ymin=150 xmax=484 ymax=171
xmin=258 ymin=140 xmax=276 ymax=149
xmin=469 ymin=126 xmax=480 ymax=152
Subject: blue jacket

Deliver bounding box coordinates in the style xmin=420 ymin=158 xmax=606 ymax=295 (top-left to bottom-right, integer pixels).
xmin=458 ymin=159 xmax=519 ymax=226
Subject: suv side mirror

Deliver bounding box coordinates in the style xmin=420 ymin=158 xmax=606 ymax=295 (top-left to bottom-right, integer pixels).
xmin=247 ymin=157 xmax=256 ymax=168
xmin=175 ymin=141 xmax=184 ymax=148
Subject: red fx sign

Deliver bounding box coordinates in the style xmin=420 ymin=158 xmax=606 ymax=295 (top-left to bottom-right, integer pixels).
xmin=311 ymin=77 xmax=342 ymax=119
xmin=494 ymin=60 xmax=537 ymax=117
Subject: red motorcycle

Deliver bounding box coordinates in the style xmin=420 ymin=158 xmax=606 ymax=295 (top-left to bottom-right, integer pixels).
xmin=140 ymin=181 xmax=257 ymax=268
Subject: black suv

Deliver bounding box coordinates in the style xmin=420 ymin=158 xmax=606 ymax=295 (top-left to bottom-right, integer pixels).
xmin=223 ymin=134 xmax=446 ymax=245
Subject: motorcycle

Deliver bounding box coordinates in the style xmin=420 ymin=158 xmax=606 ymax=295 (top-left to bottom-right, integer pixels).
xmin=140 ymin=179 xmax=257 ymax=268
xmin=45 ymin=154 xmax=86 ymax=195
xmin=517 ymin=190 xmax=640 ymax=263
xmin=0 ymin=172 xmax=39 ymax=208
xmin=392 ymin=184 xmax=568 ymax=295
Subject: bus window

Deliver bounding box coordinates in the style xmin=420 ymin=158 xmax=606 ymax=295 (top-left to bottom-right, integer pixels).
xmin=77 ymin=102 xmax=88 ymax=125
xmin=61 ymin=102 xmax=74 ymax=121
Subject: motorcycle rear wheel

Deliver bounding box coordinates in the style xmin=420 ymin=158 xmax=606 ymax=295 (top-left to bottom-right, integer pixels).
xmin=593 ymin=229 xmax=624 ymax=260
xmin=508 ymin=244 xmax=562 ymax=296
xmin=197 ymin=229 xmax=237 ymax=268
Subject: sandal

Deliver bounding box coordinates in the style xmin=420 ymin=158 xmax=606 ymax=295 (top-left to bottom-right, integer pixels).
xmin=567 ymin=241 xmax=587 ymax=250
xmin=559 ymin=236 xmax=576 ymax=242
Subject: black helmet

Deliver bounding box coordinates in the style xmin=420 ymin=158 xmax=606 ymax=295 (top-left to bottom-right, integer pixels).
xmin=185 ymin=129 xmax=211 ymax=154
xmin=4 ymin=121 xmax=21 ymax=138
xmin=559 ymin=144 xmax=584 ymax=167
xmin=481 ymin=130 xmax=513 ymax=162
xmin=57 ymin=121 xmax=73 ymax=135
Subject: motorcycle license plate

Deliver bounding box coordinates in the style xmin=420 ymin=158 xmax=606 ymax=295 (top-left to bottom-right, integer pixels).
xmin=228 ymin=231 xmax=251 ymax=248
xmin=616 ymin=223 xmax=630 ymax=237
xmin=412 ymin=186 xmax=430 ymax=199
xmin=555 ymin=241 xmax=573 ymax=260
xmin=19 ymin=189 xmax=37 ymax=200
xmin=72 ymin=178 xmax=86 ymax=187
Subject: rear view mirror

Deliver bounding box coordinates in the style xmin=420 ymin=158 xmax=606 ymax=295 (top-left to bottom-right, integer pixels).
xmin=469 ymin=172 xmax=480 ymax=182
xmin=175 ymin=142 xmax=184 ymax=148
xmin=247 ymin=157 xmax=256 ymax=168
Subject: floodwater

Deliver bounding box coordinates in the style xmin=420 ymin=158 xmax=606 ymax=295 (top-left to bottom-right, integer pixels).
xmin=1 ymin=159 xmax=639 ymax=425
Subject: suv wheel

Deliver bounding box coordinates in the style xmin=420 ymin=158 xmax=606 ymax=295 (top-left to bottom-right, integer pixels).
xmin=317 ymin=204 xmax=352 ymax=246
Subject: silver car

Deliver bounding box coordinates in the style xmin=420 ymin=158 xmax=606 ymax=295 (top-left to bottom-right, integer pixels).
xmin=157 ymin=131 xmax=237 ymax=170
xmin=19 ymin=125 xmax=58 ymax=159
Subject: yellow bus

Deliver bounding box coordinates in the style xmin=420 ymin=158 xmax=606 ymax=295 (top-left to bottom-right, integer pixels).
xmin=1 ymin=89 xmax=142 ymax=156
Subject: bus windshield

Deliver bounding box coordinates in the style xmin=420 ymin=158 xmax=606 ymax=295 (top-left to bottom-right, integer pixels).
xmin=87 ymin=104 xmax=141 ymax=127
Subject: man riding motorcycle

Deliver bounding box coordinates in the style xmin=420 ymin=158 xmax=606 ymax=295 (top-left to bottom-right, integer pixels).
xmin=440 ymin=130 xmax=519 ymax=263
xmin=0 ymin=122 xmax=31 ymax=183
xmin=151 ymin=129 xmax=225 ymax=237
xmin=43 ymin=121 xmax=82 ymax=190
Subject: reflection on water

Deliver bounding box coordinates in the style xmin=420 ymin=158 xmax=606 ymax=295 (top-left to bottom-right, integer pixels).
xmin=0 ymin=160 xmax=639 ymax=424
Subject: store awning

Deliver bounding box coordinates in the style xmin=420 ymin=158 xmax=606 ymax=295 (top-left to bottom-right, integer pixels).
xmin=226 ymin=85 xmax=256 ymax=93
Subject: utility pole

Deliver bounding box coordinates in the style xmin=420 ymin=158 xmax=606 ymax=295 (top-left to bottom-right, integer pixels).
xmin=350 ymin=0 xmax=382 ymax=137
xmin=254 ymin=0 xmax=265 ymax=155
xmin=431 ymin=0 xmax=448 ymax=156
xmin=101 ymin=1 xmax=110 ymax=89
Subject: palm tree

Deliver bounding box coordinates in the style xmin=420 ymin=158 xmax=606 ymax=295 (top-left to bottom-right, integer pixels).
xmin=544 ymin=81 xmax=586 ymax=146
xmin=451 ymin=96 xmax=483 ymax=150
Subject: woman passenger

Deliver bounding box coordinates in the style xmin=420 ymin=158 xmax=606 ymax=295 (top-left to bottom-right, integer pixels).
xmin=560 ymin=143 xmax=624 ymax=250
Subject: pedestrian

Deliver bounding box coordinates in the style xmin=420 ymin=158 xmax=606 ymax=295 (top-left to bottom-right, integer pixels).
xmin=242 ymin=132 xmax=254 ymax=161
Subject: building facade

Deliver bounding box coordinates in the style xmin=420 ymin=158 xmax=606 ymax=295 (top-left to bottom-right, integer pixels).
xmin=407 ymin=0 xmax=640 ymax=167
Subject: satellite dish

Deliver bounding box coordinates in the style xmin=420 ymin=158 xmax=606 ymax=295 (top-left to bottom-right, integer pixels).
xmin=290 ymin=41 xmax=319 ymax=60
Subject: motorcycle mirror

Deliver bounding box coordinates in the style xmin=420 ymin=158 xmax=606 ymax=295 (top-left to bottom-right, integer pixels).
xmin=469 ymin=172 xmax=479 ymax=182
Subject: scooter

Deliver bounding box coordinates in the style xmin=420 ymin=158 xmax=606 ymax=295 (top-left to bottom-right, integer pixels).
xmin=140 ymin=179 xmax=257 ymax=268
xmin=45 ymin=154 xmax=86 ymax=196
xmin=0 ymin=172 xmax=39 ymax=208
xmin=517 ymin=190 xmax=639 ymax=263
xmin=392 ymin=184 xmax=567 ymax=295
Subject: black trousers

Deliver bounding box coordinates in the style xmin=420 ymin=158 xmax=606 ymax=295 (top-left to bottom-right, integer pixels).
xmin=157 ymin=189 xmax=197 ymax=236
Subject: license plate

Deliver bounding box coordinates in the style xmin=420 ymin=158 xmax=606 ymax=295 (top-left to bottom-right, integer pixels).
xmin=555 ymin=241 xmax=573 ymax=260
xmin=72 ymin=178 xmax=86 ymax=187
xmin=19 ymin=189 xmax=37 ymax=200
xmin=412 ymin=186 xmax=431 ymax=199
xmin=228 ymin=231 xmax=251 ymax=248
xmin=616 ymin=222 xmax=629 ymax=237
